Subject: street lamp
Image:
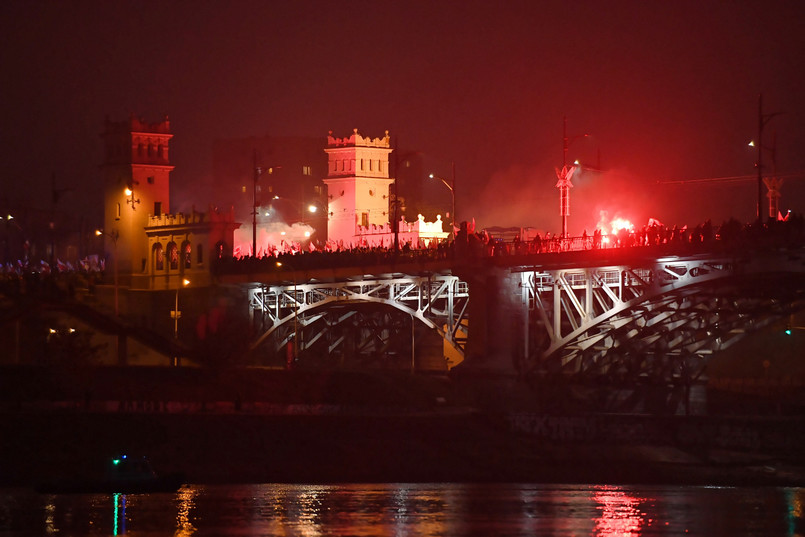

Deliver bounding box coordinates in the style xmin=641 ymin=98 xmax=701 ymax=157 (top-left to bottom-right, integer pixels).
xmin=124 ymin=183 xmax=140 ymax=210
xmin=95 ymin=229 xmax=119 ymax=316
xmin=428 ymin=161 xmax=456 ymax=240
xmin=173 ymin=278 xmax=190 ymax=339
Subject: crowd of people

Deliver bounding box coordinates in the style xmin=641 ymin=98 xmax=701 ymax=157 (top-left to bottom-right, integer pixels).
xmin=217 ymin=214 xmax=805 ymax=274
xmin=3 ymin=215 xmax=804 ymax=283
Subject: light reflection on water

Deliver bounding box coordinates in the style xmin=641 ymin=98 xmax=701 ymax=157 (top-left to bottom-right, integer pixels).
xmin=0 ymin=483 xmax=802 ymax=536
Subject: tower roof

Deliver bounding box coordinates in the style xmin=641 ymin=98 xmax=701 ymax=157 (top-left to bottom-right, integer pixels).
xmin=327 ymin=129 xmax=390 ymax=148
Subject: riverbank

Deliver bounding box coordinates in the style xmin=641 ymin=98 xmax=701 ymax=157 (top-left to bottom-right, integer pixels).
xmin=2 ymin=409 xmax=805 ymax=488
xmin=1 ymin=366 xmax=803 ymax=488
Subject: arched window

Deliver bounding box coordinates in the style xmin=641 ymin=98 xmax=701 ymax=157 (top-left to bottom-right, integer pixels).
xmin=182 ymin=241 xmax=192 ymax=269
xmin=167 ymin=242 xmax=178 ymax=270
xmin=153 ymin=243 xmax=164 ymax=271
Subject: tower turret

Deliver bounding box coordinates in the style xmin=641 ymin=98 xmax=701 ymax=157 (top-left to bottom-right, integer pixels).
xmin=323 ymin=129 xmax=394 ymax=245
xmin=101 ymin=114 xmax=174 ymax=278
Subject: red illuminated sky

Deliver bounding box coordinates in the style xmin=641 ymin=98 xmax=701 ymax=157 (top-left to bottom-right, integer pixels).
xmin=2 ymin=0 xmax=804 ymax=235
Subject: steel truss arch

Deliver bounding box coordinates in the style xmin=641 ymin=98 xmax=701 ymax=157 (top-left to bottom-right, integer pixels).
xmin=519 ymin=251 xmax=805 ymax=383
xmin=247 ymin=274 xmax=469 ymax=358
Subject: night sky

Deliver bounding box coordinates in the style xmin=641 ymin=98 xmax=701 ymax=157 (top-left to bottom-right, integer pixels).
xmin=2 ymin=0 xmax=804 ymax=236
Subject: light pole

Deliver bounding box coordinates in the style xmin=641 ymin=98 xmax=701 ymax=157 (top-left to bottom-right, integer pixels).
xmin=95 ymin=229 xmax=119 ymax=316
xmin=173 ymin=278 xmax=190 ymax=339
xmin=252 ymin=151 xmax=281 ymax=257
xmin=556 ymin=116 xmax=588 ymax=238
xmin=752 ymin=94 xmax=782 ymax=223
xmin=428 ymin=161 xmax=456 ymax=240
xmin=276 ymin=261 xmax=298 ymax=359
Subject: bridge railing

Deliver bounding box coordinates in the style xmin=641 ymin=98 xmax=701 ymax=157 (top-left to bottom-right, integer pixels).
xmin=215 ymin=216 xmax=805 ymax=275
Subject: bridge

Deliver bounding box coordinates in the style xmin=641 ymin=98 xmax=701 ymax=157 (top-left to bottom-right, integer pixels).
xmin=218 ymin=226 xmax=805 ymax=406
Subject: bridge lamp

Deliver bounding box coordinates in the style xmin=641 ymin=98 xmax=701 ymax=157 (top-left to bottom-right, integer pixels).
xmin=173 ymin=278 xmax=190 ymax=344
xmin=308 ymin=204 xmax=318 ymax=213
xmin=428 ymin=164 xmax=456 ymax=240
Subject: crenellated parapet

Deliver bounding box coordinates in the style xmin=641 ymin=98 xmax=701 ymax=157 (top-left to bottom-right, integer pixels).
xmin=128 ymin=113 xmax=171 ymax=134
xmin=327 ymin=128 xmax=390 ymax=148
xmin=352 ymin=214 xmax=449 ymax=248
xmin=146 ymin=205 xmax=236 ymax=228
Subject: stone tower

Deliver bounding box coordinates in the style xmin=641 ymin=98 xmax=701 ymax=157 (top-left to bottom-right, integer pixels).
xmin=101 ymin=115 xmax=173 ymax=278
xmin=323 ymin=129 xmax=394 ymax=246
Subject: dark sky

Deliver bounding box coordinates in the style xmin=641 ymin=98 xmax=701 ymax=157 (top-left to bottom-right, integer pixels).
xmin=2 ymin=0 xmax=804 ymax=235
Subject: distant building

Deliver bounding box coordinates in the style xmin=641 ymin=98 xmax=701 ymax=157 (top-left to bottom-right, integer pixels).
xmin=212 ymin=131 xmax=448 ymax=254
xmin=211 ymin=135 xmax=328 ymax=255
xmin=324 ymin=129 xmax=448 ymax=248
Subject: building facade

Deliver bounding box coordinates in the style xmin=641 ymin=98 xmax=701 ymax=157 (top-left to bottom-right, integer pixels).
xmin=101 ymin=116 xmax=239 ymax=290
xmin=323 ymin=129 xmax=447 ymax=248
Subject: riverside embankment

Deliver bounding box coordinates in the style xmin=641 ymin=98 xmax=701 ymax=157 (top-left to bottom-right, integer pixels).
xmin=1 ymin=366 xmax=803 ymax=487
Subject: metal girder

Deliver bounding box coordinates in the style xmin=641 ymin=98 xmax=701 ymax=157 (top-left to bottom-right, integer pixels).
xmin=247 ymin=274 xmax=469 ymax=359
xmin=518 ymin=251 xmax=805 ymax=383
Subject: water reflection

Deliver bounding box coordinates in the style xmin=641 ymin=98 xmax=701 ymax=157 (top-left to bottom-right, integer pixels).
xmin=175 ymin=487 xmax=197 ymax=536
xmin=112 ymin=493 xmax=125 ymax=536
xmin=0 ymin=483 xmax=802 ymax=536
xmin=591 ymin=485 xmax=650 ymax=536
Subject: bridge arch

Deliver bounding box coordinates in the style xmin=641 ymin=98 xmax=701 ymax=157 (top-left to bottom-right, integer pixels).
xmin=247 ymin=274 xmax=469 ymax=369
xmin=519 ymin=250 xmax=805 ymax=385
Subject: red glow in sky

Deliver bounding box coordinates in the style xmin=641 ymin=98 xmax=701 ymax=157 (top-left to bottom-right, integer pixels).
xmin=2 ymin=1 xmax=804 ymax=235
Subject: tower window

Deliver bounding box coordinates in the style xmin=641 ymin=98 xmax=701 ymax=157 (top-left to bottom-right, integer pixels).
xmin=147 ymin=176 xmax=155 ymax=184
xmin=154 ymin=243 xmax=164 ymax=271
xmin=361 ymin=212 xmax=369 ymax=227
xmin=154 ymin=201 xmax=162 ymax=216
xmin=197 ymin=244 xmax=204 ymax=265
xmin=242 ymin=185 xmax=246 ymax=193
xmin=167 ymin=242 xmax=178 ymax=270
xmin=182 ymin=241 xmax=192 ymax=269
xmin=302 ymin=165 xmax=312 ymax=175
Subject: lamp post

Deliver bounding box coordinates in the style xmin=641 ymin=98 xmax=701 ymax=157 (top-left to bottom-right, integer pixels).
xmin=428 ymin=161 xmax=456 ymax=240
xmin=252 ymin=152 xmax=281 ymax=257
xmin=173 ymin=278 xmax=190 ymax=339
xmin=2 ymin=213 xmax=18 ymax=264
xmin=276 ymin=261 xmax=298 ymax=360
xmin=95 ymin=229 xmax=119 ymax=316
xmin=556 ymin=116 xmax=589 ymax=238
xmin=752 ymin=94 xmax=782 ymax=223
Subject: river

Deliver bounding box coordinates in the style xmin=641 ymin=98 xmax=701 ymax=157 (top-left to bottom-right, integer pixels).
xmin=1 ymin=483 xmax=802 ymax=536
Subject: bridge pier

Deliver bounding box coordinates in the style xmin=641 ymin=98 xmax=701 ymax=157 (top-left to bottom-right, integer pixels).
xmin=457 ymin=265 xmax=524 ymax=376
